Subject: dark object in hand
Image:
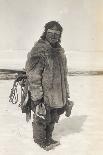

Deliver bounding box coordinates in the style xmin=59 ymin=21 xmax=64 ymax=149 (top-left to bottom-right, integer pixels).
xmin=65 ymin=100 xmax=74 ymax=117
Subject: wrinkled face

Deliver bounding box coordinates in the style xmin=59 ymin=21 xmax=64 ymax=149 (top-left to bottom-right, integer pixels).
xmin=46 ymin=26 xmax=61 ymax=45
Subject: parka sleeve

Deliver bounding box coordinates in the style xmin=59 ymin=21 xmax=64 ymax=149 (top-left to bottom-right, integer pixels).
xmin=25 ymin=47 xmax=45 ymax=102
xmin=64 ymin=55 xmax=70 ymax=99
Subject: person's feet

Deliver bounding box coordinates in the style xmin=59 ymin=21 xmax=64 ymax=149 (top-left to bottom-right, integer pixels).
xmin=43 ymin=139 xmax=60 ymax=151
xmin=34 ymin=137 xmax=60 ymax=151
xmin=48 ymin=138 xmax=59 ymax=145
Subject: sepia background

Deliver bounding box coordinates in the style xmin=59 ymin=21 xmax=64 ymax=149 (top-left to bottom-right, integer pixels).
xmin=0 ymin=0 xmax=103 ymax=155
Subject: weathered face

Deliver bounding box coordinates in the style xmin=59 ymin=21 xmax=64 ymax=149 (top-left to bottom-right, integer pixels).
xmin=46 ymin=26 xmax=61 ymax=45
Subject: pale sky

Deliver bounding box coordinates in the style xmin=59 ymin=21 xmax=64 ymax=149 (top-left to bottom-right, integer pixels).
xmin=0 ymin=0 xmax=103 ymax=51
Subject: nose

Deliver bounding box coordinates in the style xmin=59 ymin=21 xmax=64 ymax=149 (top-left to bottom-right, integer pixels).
xmin=52 ymin=33 xmax=58 ymax=38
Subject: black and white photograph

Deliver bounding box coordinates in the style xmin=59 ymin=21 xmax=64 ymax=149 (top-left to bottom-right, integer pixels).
xmin=0 ymin=0 xmax=103 ymax=154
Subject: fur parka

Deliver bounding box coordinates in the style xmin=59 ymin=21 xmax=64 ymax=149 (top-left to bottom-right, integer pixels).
xmin=25 ymin=39 xmax=69 ymax=108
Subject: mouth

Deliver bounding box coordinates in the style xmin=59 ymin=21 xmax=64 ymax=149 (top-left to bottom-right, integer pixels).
xmin=51 ymin=38 xmax=58 ymax=42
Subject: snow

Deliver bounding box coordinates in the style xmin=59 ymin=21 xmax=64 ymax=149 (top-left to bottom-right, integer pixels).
xmin=0 ymin=50 xmax=28 ymax=70
xmin=0 ymin=76 xmax=103 ymax=155
xmin=0 ymin=50 xmax=103 ymax=71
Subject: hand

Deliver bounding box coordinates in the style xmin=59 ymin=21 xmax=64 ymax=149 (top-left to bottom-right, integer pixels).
xmin=65 ymin=100 xmax=74 ymax=117
xmin=31 ymin=98 xmax=44 ymax=113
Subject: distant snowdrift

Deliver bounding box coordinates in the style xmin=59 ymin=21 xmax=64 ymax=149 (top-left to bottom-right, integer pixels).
xmin=0 ymin=50 xmax=28 ymax=70
xmin=0 ymin=50 xmax=103 ymax=71
xmin=68 ymin=51 xmax=103 ymax=71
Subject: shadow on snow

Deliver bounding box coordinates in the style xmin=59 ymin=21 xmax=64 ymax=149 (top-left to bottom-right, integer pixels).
xmin=54 ymin=115 xmax=87 ymax=140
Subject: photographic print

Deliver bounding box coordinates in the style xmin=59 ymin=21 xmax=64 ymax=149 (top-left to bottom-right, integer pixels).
xmin=0 ymin=0 xmax=103 ymax=154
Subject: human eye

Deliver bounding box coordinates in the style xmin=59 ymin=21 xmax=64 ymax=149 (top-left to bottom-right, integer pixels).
xmin=54 ymin=33 xmax=60 ymax=37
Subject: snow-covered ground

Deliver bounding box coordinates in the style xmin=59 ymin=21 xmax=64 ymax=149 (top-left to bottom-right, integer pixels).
xmin=0 ymin=76 xmax=103 ymax=155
